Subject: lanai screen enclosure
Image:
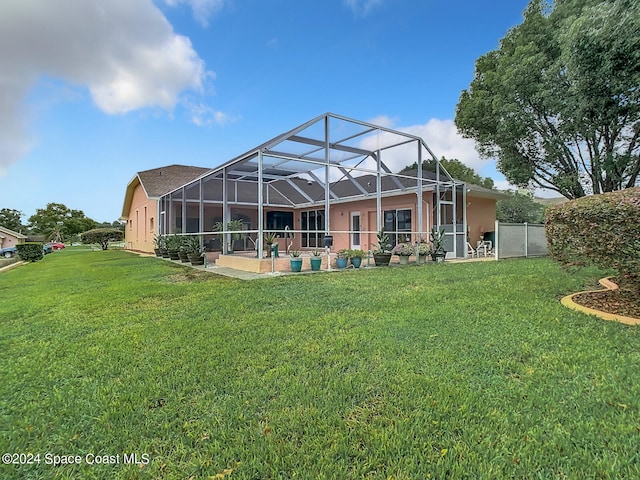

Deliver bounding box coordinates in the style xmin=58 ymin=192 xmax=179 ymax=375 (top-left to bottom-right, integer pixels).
xmin=159 ymin=113 xmax=467 ymax=258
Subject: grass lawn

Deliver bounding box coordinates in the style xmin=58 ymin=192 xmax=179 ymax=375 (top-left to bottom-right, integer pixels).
xmin=1 ymin=250 xmax=638 ymax=479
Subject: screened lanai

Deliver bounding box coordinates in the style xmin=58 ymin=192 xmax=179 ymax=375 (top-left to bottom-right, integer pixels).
xmin=159 ymin=113 xmax=468 ymax=259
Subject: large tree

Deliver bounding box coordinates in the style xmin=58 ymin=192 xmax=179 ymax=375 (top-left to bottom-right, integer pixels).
xmin=455 ymin=0 xmax=640 ymax=199
xmin=0 ymin=208 xmax=24 ymax=232
xmin=400 ymin=158 xmax=495 ymax=189
xmin=496 ymin=191 xmax=545 ymax=224
xmin=28 ymin=203 xmax=97 ymax=241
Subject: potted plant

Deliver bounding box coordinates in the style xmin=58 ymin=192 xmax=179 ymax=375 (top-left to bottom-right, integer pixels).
xmin=213 ymin=219 xmax=247 ymax=253
xmin=373 ymin=230 xmax=392 ymax=266
xmin=392 ymin=242 xmax=413 ymax=265
xmin=178 ymin=237 xmax=191 ymax=263
xmin=289 ymin=250 xmax=303 ymax=272
xmin=184 ymin=236 xmax=205 ymax=265
xmin=416 ymin=241 xmax=430 ymax=264
xmin=349 ymin=249 xmax=366 ymax=268
xmin=227 ymin=219 xmax=247 ymax=252
xmin=310 ymin=248 xmax=322 ymax=271
xmin=165 ymin=234 xmax=182 ymax=260
xmin=264 ymin=232 xmax=277 ymax=258
xmin=429 ymin=226 xmax=447 ymax=262
xmin=153 ymin=234 xmax=165 ymax=257
xmin=336 ymin=249 xmax=349 ymax=269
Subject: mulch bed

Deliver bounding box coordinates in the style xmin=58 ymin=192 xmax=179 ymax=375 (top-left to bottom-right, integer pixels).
xmin=573 ymin=282 xmax=640 ymax=319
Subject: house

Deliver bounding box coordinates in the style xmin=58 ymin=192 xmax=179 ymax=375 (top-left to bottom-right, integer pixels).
xmin=120 ymin=165 xmax=211 ymax=252
xmin=0 ymin=226 xmax=27 ymax=250
xmin=122 ymin=113 xmax=506 ymax=270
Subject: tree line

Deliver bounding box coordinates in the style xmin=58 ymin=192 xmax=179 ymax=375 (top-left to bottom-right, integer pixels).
xmin=0 ymin=203 xmax=123 ymax=242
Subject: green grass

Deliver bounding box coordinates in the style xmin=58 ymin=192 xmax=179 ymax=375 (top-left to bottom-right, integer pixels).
xmin=1 ymin=250 xmax=638 ymax=479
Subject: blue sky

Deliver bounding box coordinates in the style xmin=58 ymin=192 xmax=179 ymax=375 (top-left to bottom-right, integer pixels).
xmin=0 ymin=0 xmax=531 ymax=223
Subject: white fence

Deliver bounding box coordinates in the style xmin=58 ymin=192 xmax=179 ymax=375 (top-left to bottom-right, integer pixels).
xmin=495 ymin=222 xmax=547 ymax=259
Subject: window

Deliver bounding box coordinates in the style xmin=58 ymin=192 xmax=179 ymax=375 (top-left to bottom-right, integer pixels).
xmin=301 ymin=209 xmax=325 ymax=248
xmin=266 ymin=211 xmax=293 ymax=233
xmin=384 ymin=208 xmax=412 ymax=245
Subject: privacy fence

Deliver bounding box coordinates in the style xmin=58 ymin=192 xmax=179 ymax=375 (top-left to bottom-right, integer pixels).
xmin=495 ymin=222 xmax=547 ymax=259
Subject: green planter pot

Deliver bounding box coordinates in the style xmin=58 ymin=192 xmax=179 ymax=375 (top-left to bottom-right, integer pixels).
xmin=398 ymin=255 xmax=410 ymax=265
xmin=310 ymin=257 xmax=322 ymax=271
xmin=350 ymin=257 xmax=362 ymax=268
xmin=416 ymin=254 xmax=427 ymax=265
xmin=290 ymin=258 xmax=303 ymax=272
xmin=336 ymin=257 xmax=348 ymax=269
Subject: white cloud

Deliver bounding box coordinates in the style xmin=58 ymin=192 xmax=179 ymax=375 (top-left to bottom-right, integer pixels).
xmin=189 ymin=102 xmax=239 ymax=126
xmin=366 ymin=114 xmax=396 ymax=129
xmin=403 ymin=119 xmax=486 ymax=171
xmin=343 ymin=0 xmax=383 ymax=17
xmin=0 ymin=0 xmax=216 ymax=173
xmin=359 ymin=117 xmax=491 ymax=174
xmin=164 ymin=0 xmax=224 ymax=27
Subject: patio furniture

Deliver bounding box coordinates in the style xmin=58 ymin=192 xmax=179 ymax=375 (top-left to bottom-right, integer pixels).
xmin=476 ymin=240 xmax=492 ymax=257
xmin=466 ymin=242 xmax=477 ymax=258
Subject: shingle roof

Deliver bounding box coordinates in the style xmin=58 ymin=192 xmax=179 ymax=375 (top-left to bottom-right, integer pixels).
xmin=137 ymin=165 xmax=212 ymax=198
xmin=0 ymin=226 xmax=28 ymax=239
xmin=121 ymin=165 xmax=212 ymax=219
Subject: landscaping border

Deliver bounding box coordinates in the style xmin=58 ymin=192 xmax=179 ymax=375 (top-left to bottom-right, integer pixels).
xmin=561 ymin=277 xmax=640 ymax=326
xmin=0 ymin=260 xmax=26 ymax=274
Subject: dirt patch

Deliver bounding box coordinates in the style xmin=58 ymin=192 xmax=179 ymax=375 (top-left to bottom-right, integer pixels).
xmin=165 ymin=270 xmax=213 ymax=284
xmin=573 ymin=283 xmax=640 ymax=319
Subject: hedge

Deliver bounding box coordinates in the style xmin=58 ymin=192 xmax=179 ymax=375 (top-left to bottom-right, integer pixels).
xmin=545 ymin=187 xmax=640 ymax=291
xmin=15 ymin=242 xmax=44 ymax=262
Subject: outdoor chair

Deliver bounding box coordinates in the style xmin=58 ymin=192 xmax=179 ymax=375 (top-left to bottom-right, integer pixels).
xmin=476 ymin=240 xmax=492 ymax=257
xmin=466 ymin=242 xmax=477 ymax=258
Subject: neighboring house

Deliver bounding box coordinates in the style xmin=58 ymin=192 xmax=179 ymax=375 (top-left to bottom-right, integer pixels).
xmin=120 ymin=165 xmax=211 ymax=253
xmin=122 ymin=113 xmax=507 ymax=265
xmin=0 ymin=226 xmax=27 ymax=250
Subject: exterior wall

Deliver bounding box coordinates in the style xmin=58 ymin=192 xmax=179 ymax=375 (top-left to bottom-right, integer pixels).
xmin=151 ymin=189 xmax=498 ymax=258
xmin=466 ymin=196 xmax=498 ymax=246
xmin=124 ymin=183 xmax=157 ymax=253
xmin=294 ymin=192 xmax=497 ymax=254
xmin=0 ymin=231 xmax=25 ymax=249
xmin=295 ymin=193 xmax=434 ymax=253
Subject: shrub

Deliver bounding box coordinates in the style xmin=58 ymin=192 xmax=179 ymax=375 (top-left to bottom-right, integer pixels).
xmin=80 ymin=228 xmax=124 ymax=250
xmin=16 ymin=242 xmax=44 ymax=262
xmin=545 ymin=187 xmax=640 ymax=291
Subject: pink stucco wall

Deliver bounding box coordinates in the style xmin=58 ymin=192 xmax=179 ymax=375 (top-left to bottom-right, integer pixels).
xmin=0 ymin=231 xmax=25 ymax=249
xmin=124 ymin=184 xmax=157 ymax=253
xmin=466 ymin=196 xmax=497 ymax=246
xmin=125 ymin=185 xmax=497 ymax=256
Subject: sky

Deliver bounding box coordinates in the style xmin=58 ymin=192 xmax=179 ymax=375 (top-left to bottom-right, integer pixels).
xmin=0 ymin=0 xmax=533 ymax=224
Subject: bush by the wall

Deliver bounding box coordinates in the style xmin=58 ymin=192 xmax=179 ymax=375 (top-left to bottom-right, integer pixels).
xmin=545 ymin=187 xmax=640 ymax=291
xmin=16 ymin=242 xmax=44 ymax=262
